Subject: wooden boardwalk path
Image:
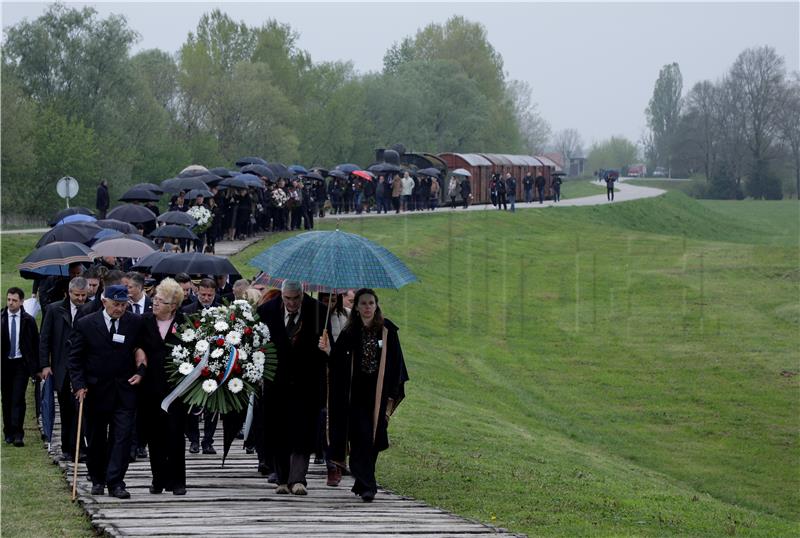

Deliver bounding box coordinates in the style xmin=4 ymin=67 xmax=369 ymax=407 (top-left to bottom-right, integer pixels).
xmin=49 ymin=418 xmax=522 ymax=537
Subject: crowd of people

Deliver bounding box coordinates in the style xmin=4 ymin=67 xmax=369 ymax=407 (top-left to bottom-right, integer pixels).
xmin=3 ymin=261 xmax=408 ymax=503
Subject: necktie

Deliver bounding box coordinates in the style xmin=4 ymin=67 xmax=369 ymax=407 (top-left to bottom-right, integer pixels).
xmin=133 ymin=303 xmax=141 ymax=314
xmin=110 ymin=319 xmax=117 ymax=337
xmin=9 ymin=314 xmax=17 ymax=359
xmin=286 ymin=313 xmax=298 ymax=338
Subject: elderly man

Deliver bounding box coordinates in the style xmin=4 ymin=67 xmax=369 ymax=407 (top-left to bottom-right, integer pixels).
xmin=68 ymin=285 xmax=145 ymax=499
xmin=2 ymin=287 xmax=39 ymax=446
xmin=39 ymin=277 xmax=88 ymax=460
xmin=257 ymin=281 xmax=328 ymax=495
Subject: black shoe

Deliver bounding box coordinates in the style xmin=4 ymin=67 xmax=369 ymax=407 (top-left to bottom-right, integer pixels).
xmin=313 ymin=457 xmax=323 ymax=464
xmin=137 ymin=447 xmax=148 ymax=459
xmin=245 ymin=446 xmax=255 ymax=454
xmin=235 ymin=430 xmax=244 ymax=440
xmin=202 ymin=445 xmax=216 ymax=455
xmin=4 ymin=436 xmax=12 ymax=445
xmin=91 ymin=483 xmax=105 ymax=495
xmin=109 ymin=486 xmax=131 ymax=499
xmin=13 ymin=437 xmax=24 ymax=447
xmin=257 ymin=462 xmax=268 ymax=475
xmin=60 ymin=453 xmax=74 ymax=462
xmin=128 ymin=451 xmax=137 ymax=463
xmin=189 ymin=442 xmax=200 ymax=454
xmin=149 ymin=485 xmax=164 ymax=494
xmin=172 ymin=486 xmax=187 ymax=495
xmin=78 ymin=453 xmax=87 ymax=463
xmin=361 ymin=490 xmax=375 ymax=503
xmin=267 ymin=472 xmax=278 ymax=484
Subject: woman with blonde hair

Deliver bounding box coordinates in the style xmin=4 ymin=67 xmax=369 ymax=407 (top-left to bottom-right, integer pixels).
xmin=136 ymin=278 xmax=188 ymax=495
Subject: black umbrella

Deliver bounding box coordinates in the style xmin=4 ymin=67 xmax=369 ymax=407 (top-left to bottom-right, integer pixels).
xmin=157 ymin=211 xmax=197 ymax=226
xmin=161 ymin=177 xmax=208 ymax=194
xmin=310 ymin=167 xmax=329 ymax=178
xmin=219 ymin=176 xmax=249 ymax=189
xmin=150 ymin=252 xmax=238 ymax=276
xmin=221 ymin=409 xmax=248 ymax=467
xmin=96 ymin=219 xmax=138 ymax=234
xmin=552 ymin=171 xmax=567 ymax=176
xmin=36 ymin=222 xmax=103 ymax=248
xmin=48 ymin=207 xmax=94 ymax=227
xmin=107 ymin=204 xmax=157 ymax=224
xmin=209 ymin=167 xmax=235 ymax=178
xmin=150 ymin=225 xmax=198 ymax=241
xmin=416 ymin=167 xmax=441 ymax=177
xmin=240 ymin=164 xmax=275 ymax=180
xmin=266 ymin=163 xmax=292 ymax=179
xmin=368 ymin=162 xmax=402 ymax=173
xmin=335 ymin=163 xmax=361 ymax=173
xmin=301 ymin=171 xmax=325 ymax=182
xmin=132 ymin=182 xmax=165 ymax=195
xmin=238 ymin=174 xmax=265 ymax=189
xmin=119 ymin=188 xmax=161 ymax=202
xmin=130 ymin=251 xmax=177 ymax=273
xmin=19 ymin=241 xmax=96 ymax=273
xmin=328 ymin=169 xmax=348 ymax=179
xmin=288 ymin=164 xmax=308 ymax=176
xmin=185 ymin=188 xmax=215 ymax=199
xmin=235 ymin=156 xmax=267 ymax=167
xmin=193 ymin=173 xmax=223 ymax=187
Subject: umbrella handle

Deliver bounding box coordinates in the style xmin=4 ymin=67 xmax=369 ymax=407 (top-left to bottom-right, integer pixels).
xmin=72 ymin=396 xmax=85 ymax=501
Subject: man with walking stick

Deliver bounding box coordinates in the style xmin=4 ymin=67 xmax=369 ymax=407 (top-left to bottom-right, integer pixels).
xmin=68 ymin=285 xmax=145 ymax=499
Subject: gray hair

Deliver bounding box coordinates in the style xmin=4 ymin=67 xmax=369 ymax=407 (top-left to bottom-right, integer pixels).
xmin=69 ymin=277 xmax=88 ymax=291
xmin=280 ymin=280 xmax=302 ymax=294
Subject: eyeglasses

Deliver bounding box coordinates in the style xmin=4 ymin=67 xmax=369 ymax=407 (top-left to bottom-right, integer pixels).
xmin=153 ymin=297 xmax=173 ymax=305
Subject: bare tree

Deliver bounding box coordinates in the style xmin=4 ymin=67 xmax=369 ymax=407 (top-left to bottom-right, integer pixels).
xmin=778 ymin=74 xmax=800 ymax=198
xmin=684 ymin=80 xmax=720 ymax=182
xmin=507 ymin=79 xmax=550 ymax=155
xmin=552 ymin=128 xmax=583 ymax=173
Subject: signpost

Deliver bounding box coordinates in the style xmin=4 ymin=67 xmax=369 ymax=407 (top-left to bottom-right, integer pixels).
xmin=56 ymin=176 xmax=80 ymax=208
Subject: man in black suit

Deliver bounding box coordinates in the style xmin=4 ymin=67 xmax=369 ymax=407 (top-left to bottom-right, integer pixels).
xmin=39 ymin=277 xmax=89 ymax=460
xmin=182 ymin=278 xmax=221 ymax=454
xmin=257 ymin=281 xmax=328 ymax=495
xmin=96 ymin=179 xmax=110 ymax=219
xmin=68 ymin=285 xmax=145 ymax=499
xmin=2 ymin=287 xmax=39 ymax=446
xmin=124 ymin=272 xmax=153 ymax=315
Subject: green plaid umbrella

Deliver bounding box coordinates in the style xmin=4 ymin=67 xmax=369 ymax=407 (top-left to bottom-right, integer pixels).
xmin=248 ymin=230 xmax=417 ymax=291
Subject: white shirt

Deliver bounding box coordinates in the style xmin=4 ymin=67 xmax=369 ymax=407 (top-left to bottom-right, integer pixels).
xmin=6 ymin=310 xmax=22 ymax=359
xmin=70 ymin=302 xmax=79 ymax=323
xmin=130 ymin=295 xmax=147 ymax=315
xmin=102 ymin=310 xmax=119 ymax=333
xmin=284 ymin=308 xmax=301 ymax=327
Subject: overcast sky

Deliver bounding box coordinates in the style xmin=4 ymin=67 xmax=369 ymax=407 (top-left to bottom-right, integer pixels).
xmin=3 ymin=1 xmax=798 ymax=152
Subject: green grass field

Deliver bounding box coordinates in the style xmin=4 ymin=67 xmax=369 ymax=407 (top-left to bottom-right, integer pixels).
xmin=2 ymin=191 xmax=798 ymax=536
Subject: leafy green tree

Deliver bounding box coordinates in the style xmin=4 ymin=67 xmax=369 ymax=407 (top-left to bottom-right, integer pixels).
xmin=586 ymin=136 xmax=639 ymax=172
xmin=646 ymin=62 xmax=683 ymax=174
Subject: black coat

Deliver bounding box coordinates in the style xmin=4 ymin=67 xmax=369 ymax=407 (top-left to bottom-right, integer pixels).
xmin=128 ymin=296 xmax=153 ymax=316
xmin=96 ymin=184 xmax=110 ymax=211
xmin=136 ymin=312 xmax=186 ymax=400
xmin=257 ymin=294 xmax=329 ymax=453
xmin=328 ymin=318 xmax=408 ymax=461
xmin=68 ymin=310 xmax=143 ymax=409
xmin=1 ymin=307 xmax=40 ymax=376
xmin=460 ymin=178 xmax=472 ymax=198
xmin=38 ymin=298 xmax=77 ymax=391
xmin=180 ymin=298 xmax=220 ymax=316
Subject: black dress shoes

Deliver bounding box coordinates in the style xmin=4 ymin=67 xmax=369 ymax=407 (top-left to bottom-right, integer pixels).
xmin=149 ymin=485 xmax=164 ymax=494
xmin=361 ymin=490 xmax=376 ymax=503
xmin=109 ymin=486 xmax=131 ymax=499
xmin=172 ymin=486 xmax=187 ymax=495
xmin=189 ymin=442 xmax=200 ymax=454
xmin=13 ymin=437 xmax=24 ymax=447
xmin=202 ymin=445 xmax=217 ymax=455
xmin=91 ymin=483 xmax=105 ymax=495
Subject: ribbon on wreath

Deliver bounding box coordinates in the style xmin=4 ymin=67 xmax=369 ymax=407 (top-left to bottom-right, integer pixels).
xmin=161 ymin=348 xmax=209 ymax=413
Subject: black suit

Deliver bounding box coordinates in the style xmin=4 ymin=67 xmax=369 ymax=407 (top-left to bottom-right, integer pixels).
xmin=39 ymin=298 xmax=84 ymax=454
xmin=68 ymin=310 xmax=143 ymax=490
xmin=136 ymin=312 xmax=188 ymax=490
xmin=127 ymin=296 xmax=153 ymax=316
xmin=1 ymin=308 xmax=39 ymax=442
xmin=257 ymin=294 xmax=328 ymax=486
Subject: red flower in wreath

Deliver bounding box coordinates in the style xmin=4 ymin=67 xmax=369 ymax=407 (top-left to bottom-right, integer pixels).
xmin=216 ymin=337 xmax=225 ymax=346
xmin=201 ymin=367 xmax=210 ymax=377
xmin=193 ymin=356 xmax=201 ymax=364
xmin=193 ymin=320 xmax=201 ymax=329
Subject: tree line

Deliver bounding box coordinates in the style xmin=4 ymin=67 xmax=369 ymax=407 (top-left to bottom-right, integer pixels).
xmin=644 ymin=47 xmax=800 ymax=199
xmin=1 ymin=5 xmax=550 ymax=222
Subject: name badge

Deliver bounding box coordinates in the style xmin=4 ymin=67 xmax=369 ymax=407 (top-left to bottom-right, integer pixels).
xmin=112 ymin=333 xmax=126 ymax=344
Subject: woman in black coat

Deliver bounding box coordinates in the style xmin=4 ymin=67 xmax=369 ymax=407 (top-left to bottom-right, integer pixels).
xmin=136 ymin=278 xmax=188 ymax=495
xmin=320 ymin=288 xmax=409 ymax=502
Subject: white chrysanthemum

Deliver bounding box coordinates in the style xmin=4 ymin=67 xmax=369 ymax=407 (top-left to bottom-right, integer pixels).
xmin=171 ymin=345 xmax=187 ymax=358
xmin=178 ymin=362 xmax=194 ymax=375
xmin=225 ymin=331 xmax=241 ymax=346
xmin=243 ymin=311 xmax=254 ymax=322
xmin=201 ymin=379 xmax=218 ymax=393
xmin=227 ymin=378 xmax=244 ymax=393
xmin=180 ymin=329 xmax=196 ymax=342
xmin=214 ymin=320 xmax=229 ymax=332
xmin=195 ymin=340 xmax=209 ymax=354
xmin=238 ymin=348 xmax=248 ymax=361
xmin=253 ymin=350 xmax=265 ymax=363
xmin=233 ymin=299 xmax=248 ymax=308
xmin=211 ymin=347 xmax=224 ymax=359
xmin=253 ymin=335 xmax=261 ymax=347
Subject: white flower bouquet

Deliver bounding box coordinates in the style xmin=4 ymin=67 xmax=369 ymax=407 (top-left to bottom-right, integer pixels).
xmin=165 ymin=300 xmax=277 ymax=414
xmin=272 ymin=189 xmax=289 ymax=208
xmin=187 ymin=205 xmax=213 ymax=233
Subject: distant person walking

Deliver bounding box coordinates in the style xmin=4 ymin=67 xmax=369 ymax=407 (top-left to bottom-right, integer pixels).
xmin=535 ymin=175 xmax=546 ymax=204
xmin=552 ymin=175 xmax=563 ymax=202
xmin=523 ymin=171 xmax=534 ymax=203
xmin=96 ymin=180 xmax=110 ymax=219
xmin=459 ymin=176 xmax=472 ymax=208
xmin=391 ymin=174 xmax=403 ymax=214
xmin=496 ymin=174 xmax=507 ymax=211
xmin=447 ymin=177 xmax=458 ymax=209
xmin=505 ymin=172 xmax=517 ymax=212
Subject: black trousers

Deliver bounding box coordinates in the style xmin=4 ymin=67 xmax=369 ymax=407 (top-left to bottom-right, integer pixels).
xmin=1 ymin=358 xmax=28 ymax=441
xmin=85 ymin=393 xmax=135 ymax=489
xmin=142 ymin=397 xmax=187 ymax=489
xmin=348 ymin=408 xmax=378 ymax=496
xmin=553 ymin=185 xmax=561 ymax=202
xmin=56 ymin=381 xmax=84 ymax=455
xmin=392 ymin=197 xmax=401 ymax=213
xmin=275 ymin=450 xmax=310 ymax=486
xmin=607 ymin=187 xmax=614 ymax=201
xmin=497 ymin=193 xmax=507 ymax=210
xmin=537 ymin=187 xmax=545 ymax=203
xmin=186 ymin=407 xmax=218 ymax=447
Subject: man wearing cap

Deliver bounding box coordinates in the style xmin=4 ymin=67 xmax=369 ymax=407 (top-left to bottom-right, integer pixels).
xmin=68 ymin=284 xmax=146 ymax=499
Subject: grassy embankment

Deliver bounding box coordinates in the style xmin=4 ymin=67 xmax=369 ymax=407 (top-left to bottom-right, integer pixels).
xmin=2 ymin=191 xmax=798 ymax=536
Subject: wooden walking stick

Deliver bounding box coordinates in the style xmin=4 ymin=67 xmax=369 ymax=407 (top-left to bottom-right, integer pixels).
xmin=71 ymin=395 xmax=85 ymax=501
